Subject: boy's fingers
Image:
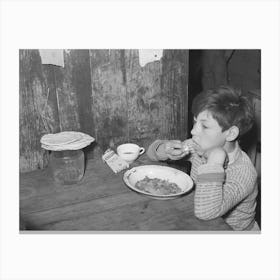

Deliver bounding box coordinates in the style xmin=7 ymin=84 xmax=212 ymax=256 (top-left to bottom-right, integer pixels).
xmin=165 ymin=141 xmax=189 ymax=159
xmin=169 ymin=140 xmax=182 ymax=146
xmin=166 ymin=143 xmax=178 ymax=151
xmin=170 ymin=149 xmax=183 ymax=156
xmin=168 ymin=152 xmax=187 ymax=160
xmin=169 ymin=141 xmax=183 ymax=149
xmin=166 ymin=145 xmax=183 ymax=154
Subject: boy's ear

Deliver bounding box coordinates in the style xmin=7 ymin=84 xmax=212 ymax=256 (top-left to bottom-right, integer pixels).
xmin=226 ymin=126 xmax=239 ymax=141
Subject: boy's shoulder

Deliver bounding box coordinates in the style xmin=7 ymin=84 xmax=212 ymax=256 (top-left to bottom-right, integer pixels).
xmin=227 ymin=148 xmax=258 ymax=181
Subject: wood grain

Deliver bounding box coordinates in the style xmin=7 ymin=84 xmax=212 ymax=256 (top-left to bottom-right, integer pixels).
xmin=89 ymin=49 xmax=128 ymax=151
xmin=19 ymin=50 xmax=58 ymax=171
xmin=20 ymin=156 xmax=232 ymax=231
xmin=20 ymin=49 xmax=190 ymax=172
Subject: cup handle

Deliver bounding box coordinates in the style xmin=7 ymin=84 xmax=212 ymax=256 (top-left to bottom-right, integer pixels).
xmin=139 ymin=147 xmax=145 ymax=155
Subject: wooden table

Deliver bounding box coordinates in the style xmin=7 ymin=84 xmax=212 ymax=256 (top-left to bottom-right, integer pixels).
xmin=20 ymin=155 xmax=232 ymax=231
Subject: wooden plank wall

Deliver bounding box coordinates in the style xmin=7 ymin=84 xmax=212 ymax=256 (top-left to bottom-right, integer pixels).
xmin=19 ymin=49 xmax=189 ymax=172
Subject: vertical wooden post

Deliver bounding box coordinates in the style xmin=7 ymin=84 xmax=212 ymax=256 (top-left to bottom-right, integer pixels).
xmin=71 ymin=50 xmax=95 ymax=135
xmin=71 ymin=50 xmax=95 ymax=156
xmin=160 ymin=50 xmax=189 ymax=140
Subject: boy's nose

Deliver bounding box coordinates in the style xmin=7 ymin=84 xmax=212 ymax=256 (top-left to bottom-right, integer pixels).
xmin=190 ymin=127 xmax=195 ymax=136
xmin=191 ymin=124 xmax=197 ymax=136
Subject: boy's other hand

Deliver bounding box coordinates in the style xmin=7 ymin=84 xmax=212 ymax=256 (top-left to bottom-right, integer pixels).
xmin=205 ymin=147 xmax=227 ymax=166
xmin=164 ymin=140 xmax=190 ymax=160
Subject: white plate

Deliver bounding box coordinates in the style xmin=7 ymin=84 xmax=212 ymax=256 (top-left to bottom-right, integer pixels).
xmin=123 ymin=165 xmax=193 ymax=200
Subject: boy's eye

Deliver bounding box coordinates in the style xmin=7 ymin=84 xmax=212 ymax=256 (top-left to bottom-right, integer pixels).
xmin=202 ymin=124 xmax=208 ymax=129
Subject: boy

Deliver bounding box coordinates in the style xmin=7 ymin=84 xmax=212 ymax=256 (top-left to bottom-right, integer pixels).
xmin=147 ymin=86 xmax=259 ymax=231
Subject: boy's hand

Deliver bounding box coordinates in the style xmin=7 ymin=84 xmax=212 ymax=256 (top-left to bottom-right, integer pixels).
xmin=163 ymin=140 xmax=190 ymax=161
xmin=205 ymin=147 xmax=227 ymax=166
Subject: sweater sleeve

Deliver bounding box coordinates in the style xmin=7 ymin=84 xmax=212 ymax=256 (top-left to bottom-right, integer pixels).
xmin=194 ymin=163 xmax=257 ymax=220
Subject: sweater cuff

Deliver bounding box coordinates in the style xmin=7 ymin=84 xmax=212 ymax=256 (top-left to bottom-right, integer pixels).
xmin=147 ymin=140 xmax=169 ymax=161
xmin=197 ymin=163 xmax=225 ymax=183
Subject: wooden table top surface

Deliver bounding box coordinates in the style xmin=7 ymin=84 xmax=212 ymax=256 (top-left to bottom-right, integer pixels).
xmin=20 ymin=155 xmax=232 ymax=231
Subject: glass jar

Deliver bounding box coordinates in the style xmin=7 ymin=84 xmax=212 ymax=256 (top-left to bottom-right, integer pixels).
xmin=49 ymin=149 xmax=85 ymax=185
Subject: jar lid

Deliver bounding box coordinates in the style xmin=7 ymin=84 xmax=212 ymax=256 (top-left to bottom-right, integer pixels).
xmin=41 ymin=131 xmax=95 ymax=151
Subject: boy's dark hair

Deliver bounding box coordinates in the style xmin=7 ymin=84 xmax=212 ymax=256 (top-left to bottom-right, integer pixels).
xmin=191 ymin=86 xmax=254 ymax=136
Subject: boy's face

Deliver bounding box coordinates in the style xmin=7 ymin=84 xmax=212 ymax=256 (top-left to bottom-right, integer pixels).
xmin=191 ymin=110 xmax=228 ymax=156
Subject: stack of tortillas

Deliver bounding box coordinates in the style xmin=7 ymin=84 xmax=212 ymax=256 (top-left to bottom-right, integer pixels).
xmin=40 ymin=131 xmax=95 ymax=151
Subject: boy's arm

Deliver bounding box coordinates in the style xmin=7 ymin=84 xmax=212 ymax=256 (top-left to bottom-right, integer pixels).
xmin=194 ymin=163 xmax=257 ymax=220
xmin=147 ymin=139 xmax=195 ymax=162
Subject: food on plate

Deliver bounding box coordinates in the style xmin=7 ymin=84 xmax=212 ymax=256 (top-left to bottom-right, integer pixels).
xmin=135 ymin=176 xmax=181 ymax=195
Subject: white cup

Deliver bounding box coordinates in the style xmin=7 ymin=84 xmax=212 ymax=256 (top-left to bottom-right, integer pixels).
xmin=117 ymin=143 xmax=145 ymax=164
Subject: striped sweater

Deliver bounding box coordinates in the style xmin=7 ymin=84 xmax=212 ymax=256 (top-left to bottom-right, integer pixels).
xmin=147 ymin=139 xmax=258 ymax=231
